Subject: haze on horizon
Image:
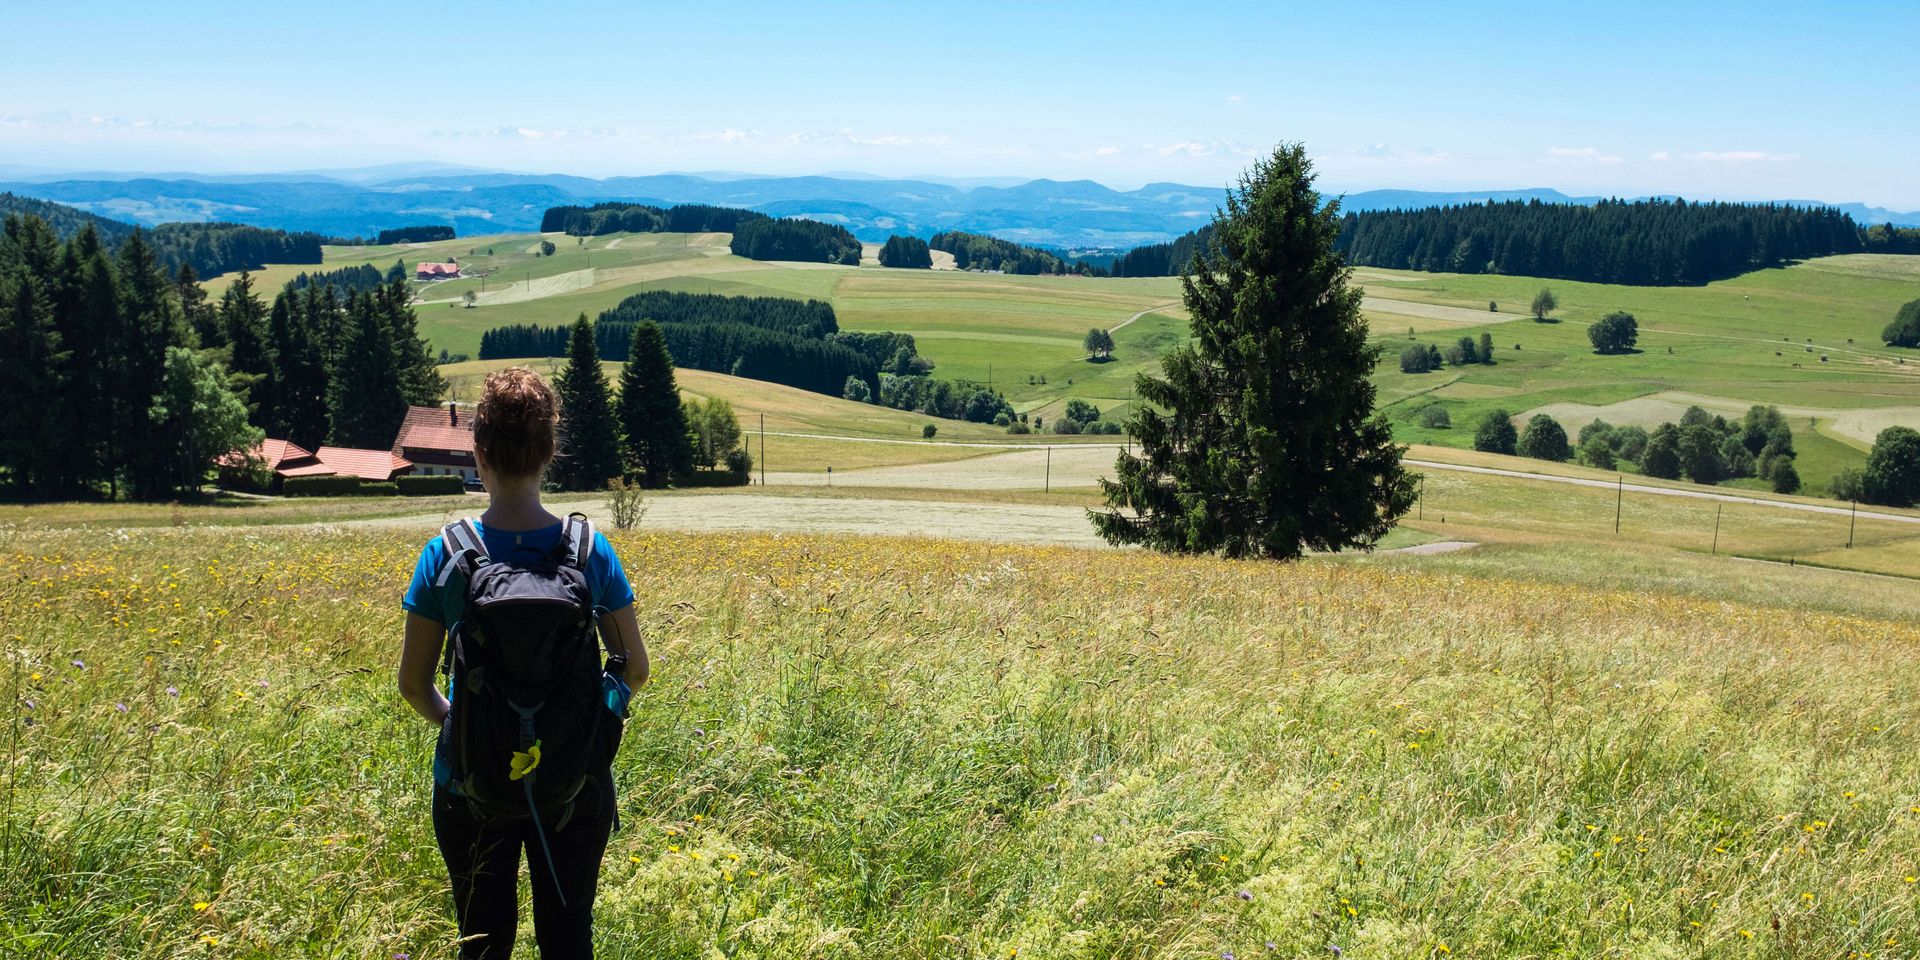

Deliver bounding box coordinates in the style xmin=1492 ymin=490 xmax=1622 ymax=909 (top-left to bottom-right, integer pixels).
xmin=5 ymin=0 xmax=1917 ymax=209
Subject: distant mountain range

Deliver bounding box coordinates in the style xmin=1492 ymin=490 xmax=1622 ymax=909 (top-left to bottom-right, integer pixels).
xmin=3 ymin=169 xmax=1915 ymax=249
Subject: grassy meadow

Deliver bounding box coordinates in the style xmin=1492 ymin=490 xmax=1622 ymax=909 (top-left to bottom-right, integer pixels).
xmin=8 ymin=521 xmax=1920 ymax=958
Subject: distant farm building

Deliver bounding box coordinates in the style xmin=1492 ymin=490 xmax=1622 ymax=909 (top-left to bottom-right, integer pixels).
xmin=415 ymin=261 xmax=461 ymax=280
xmin=392 ymin=403 xmax=477 ymax=480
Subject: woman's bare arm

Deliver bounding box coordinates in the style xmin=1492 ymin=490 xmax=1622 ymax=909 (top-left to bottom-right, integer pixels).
xmin=399 ymin=612 xmax=450 ymax=725
xmin=599 ymin=604 xmax=650 ymax=688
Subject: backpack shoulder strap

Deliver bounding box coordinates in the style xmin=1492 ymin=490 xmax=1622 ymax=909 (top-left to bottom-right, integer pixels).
xmin=560 ymin=512 xmax=594 ymax=571
xmin=435 ymin=518 xmax=490 ymax=587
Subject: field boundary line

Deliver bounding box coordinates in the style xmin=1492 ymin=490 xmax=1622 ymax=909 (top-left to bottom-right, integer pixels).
xmin=1407 ymin=458 xmax=1920 ymax=526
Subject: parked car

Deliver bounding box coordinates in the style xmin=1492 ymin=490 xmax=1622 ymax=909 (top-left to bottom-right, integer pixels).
xmin=463 ymin=476 xmax=485 ymax=493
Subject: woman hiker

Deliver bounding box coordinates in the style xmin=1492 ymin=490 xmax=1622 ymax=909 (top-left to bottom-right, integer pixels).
xmin=397 ymin=366 xmax=648 ymax=958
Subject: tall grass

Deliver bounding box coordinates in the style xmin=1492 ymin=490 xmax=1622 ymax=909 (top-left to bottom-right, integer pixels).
xmin=5 ymin=528 xmax=1920 ymax=957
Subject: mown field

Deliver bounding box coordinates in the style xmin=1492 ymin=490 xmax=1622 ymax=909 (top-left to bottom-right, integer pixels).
xmin=7 ymin=520 xmax=1920 ymax=958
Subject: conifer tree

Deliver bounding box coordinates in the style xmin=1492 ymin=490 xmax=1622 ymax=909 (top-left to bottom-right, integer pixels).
xmin=326 ymin=291 xmax=406 ymax=449
xmin=1093 ymin=144 xmax=1415 ymax=558
xmin=219 ymin=271 xmax=274 ymax=426
xmin=65 ymin=226 xmax=125 ymax=493
xmin=617 ymin=319 xmax=692 ymax=487
xmin=551 ymin=314 xmax=622 ymax=490
xmin=176 ymin=262 xmax=219 ymax=347
xmin=380 ymin=275 xmax=445 ymax=405
xmin=268 ymin=286 xmax=332 ymax=448
xmin=0 ymin=249 xmax=71 ymax=496
xmin=114 ymin=230 xmax=191 ymax=498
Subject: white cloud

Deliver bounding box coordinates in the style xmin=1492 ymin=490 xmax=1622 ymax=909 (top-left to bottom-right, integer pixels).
xmin=1683 ymin=150 xmax=1798 ymax=164
xmin=1093 ymin=145 xmax=1121 ymax=156
xmin=1344 ymin=143 xmax=1451 ymax=163
xmin=1546 ymin=146 xmax=1623 ymax=164
xmin=1225 ymin=94 xmax=1245 ymax=103
xmin=1648 ymin=151 xmax=1672 ymax=162
xmin=1152 ymin=138 xmax=1258 ymax=159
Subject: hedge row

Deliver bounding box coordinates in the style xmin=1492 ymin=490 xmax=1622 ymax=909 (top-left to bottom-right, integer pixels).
xmin=283 ymin=474 xmax=466 ymax=497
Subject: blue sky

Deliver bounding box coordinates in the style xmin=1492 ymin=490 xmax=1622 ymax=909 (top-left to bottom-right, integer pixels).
xmin=4 ymin=0 xmax=1916 ymax=207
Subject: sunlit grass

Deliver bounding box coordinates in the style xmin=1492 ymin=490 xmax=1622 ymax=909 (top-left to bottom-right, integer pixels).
xmin=6 ymin=526 xmax=1920 ymax=957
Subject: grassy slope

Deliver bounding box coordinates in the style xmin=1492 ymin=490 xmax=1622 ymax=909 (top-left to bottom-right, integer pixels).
xmin=1367 ymin=256 xmax=1920 ymax=490
xmin=9 ymin=525 xmax=1920 ymax=957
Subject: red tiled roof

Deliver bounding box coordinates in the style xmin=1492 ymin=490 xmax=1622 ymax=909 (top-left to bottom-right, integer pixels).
xmin=277 ymin=460 xmax=338 ymax=478
xmin=216 ymin=438 xmax=315 ymax=471
xmin=416 ymin=262 xmax=460 ymax=277
xmin=393 ymin=404 xmax=476 ymax=455
xmin=313 ymin=446 xmax=412 ymax=481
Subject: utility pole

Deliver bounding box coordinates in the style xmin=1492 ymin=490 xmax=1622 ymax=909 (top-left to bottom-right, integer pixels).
xmin=1417 ymin=475 xmax=1424 ymax=520
xmin=1614 ymin=475 xmax=1623 ymax=534
xmin=1711 ymin=504 xmax=1722 ymax=555
xmin=1848 ymin=499 xmax=1857 ymax=548
xmin=759 ymin=413 xmax=766 ymax=487
xmin=1045 ymin=446 xmax=1051 ymax=493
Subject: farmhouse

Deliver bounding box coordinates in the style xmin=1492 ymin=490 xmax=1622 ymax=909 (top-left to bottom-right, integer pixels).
xmin=415 ymin=261 xmax=460 ymax=280
xmin=220 ymin=439 xmax=412 ymax=488
xmin=392 ymin=402 xmax=477 ymax=479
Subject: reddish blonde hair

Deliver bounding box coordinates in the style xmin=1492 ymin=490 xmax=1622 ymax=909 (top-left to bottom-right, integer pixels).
xmin=472 ymin=366 xmax=557 ymax=478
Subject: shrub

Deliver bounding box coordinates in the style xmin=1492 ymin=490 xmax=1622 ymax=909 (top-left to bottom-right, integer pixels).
xmin=1417 ymin=405 xmax=1452 ymax=429
xmin=922 ymin=424 xmax=938 ymax=440
xmin=1611 ymin=425 xmax=1649 ymax=461
xmin=1577 ymin=435 xmax=1616 ymax=470
xmin=396 ymin=475 xmax=466 ymax=496
xmin=1473 ymin=409 xmax=1517 ymax=455
xmin=724 ymin=447 xmax=754 ymax=483
xmin=1517 ymin=414 xmax=1571 ymax=462
xmin=605 ymin=477 xmax=648 ymax=530
xmin=1063 ymin=399 xmax=1102 ymax=424
xmin=1861 ymin=425 xmax=1920 ymax=506
xmin=1640 ymin=425 xmax=1682 ymax=479
xmin=1883 ymin=298 xmax=1920 ymax=348
xmin=1771 ymin=459 xmax=1801 ymax=494
xmin=1399 ymin=344 xmax=1443 ymax=373
xmin=1588 ymin=311 xmax=1638 ymax=354
xmin=358 ymin=482 xmax=399 ymax=497
xmin=283 ymin=475 xmax=366 ymax=497
xmin=1006 ymin=422 xmax=1031 ymax=435
xmin=1085 ymin=420 xmax=1123 ymax=435
xmin=1830 ymin=467 xmax=1865 ymax=501
xmin=1051 ymin=418 xmax=1083 ymax=435
xmin=1578 ymin=419 xmax=1614 ymax=448
xmin=843 ymin=376 xmax=873 ymax=403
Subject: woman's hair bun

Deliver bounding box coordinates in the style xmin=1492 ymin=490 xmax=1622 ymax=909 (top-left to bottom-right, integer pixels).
xmin=472 ymin=366 xmax=558 ymax=478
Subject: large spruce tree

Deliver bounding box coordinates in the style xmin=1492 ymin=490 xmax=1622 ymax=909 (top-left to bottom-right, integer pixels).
xmin=326 ymin=291 xmax=406 ymax=449
xmin=268 ymin=285 xmax=333 ymax=449
xmin=551 ymin=314 xmax=623 ymax=490
xmin=381 ymin=275 xmax=446 ymax=406
xmin=0 ymin=222 xmax=71 ymax=497
xmin=617 ymin=319 xmax=692 ymax=487
xmin=1092 ymin=143 xmax=1415 ymax=558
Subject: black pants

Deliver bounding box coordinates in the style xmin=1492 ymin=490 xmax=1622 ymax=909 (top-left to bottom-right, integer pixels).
xmin=432 ymin=773 xmax=615 ymax=959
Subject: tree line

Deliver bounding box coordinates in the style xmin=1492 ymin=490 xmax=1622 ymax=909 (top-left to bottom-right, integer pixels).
xmin=373 ymin=225 xmax=455 ymax=245
xmin=1108 ymin=223 xmax=1217 ymax=277
xmin=288 ymin=262 xmax=396 ymax=296
xmin=0 ymin=213 xmax=442 ymax=500
xmin=539 ymin=202 xmax=770 ymax=237
xmin=1333 ymin=198 xmax=1873 ymax=285
xmin=878 ymin=235 xmax=932 ymax=268
xmin=730 ymin=217 xmax=862 ymax=264
xmin=928 ymin=231 xmax=1093 ymax=275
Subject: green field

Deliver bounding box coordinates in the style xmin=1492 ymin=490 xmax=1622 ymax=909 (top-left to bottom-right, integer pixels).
xmin=211 ymin=234 xmax=1920 ymax=498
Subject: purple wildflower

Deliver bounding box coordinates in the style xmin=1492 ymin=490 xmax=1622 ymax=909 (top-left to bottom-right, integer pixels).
xmin=115 ymin=703 xmax=129 ymax=713
xmin=1092 ymin=834 xmax=1105 ymax=844
xmin=71 ymin=659 xmax=85 ymax=669
xmin=1238 ymin=889 xmax=1253 ymax=901
xmin=166 ymin=686 xmax=179 ymax=697
xmin=258 ymin=679 xmax=270 ymax=689
xmin=1223 ymin=953 xmax=1235 ymax=960
xmin=21 ymin=700 xmax=32 ymax=710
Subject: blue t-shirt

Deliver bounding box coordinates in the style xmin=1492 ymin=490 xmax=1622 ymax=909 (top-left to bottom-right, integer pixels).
xmin=402 ymin=520 xmax=635 ymax=624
